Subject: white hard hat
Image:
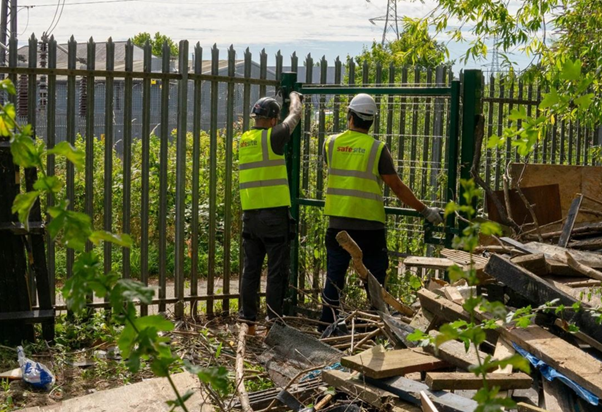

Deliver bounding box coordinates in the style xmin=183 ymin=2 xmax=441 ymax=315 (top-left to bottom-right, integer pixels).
xmin=348 ymin=93 xmax=377 ymax=121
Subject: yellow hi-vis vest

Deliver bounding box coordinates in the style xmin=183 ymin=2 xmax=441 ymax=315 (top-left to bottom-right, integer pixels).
xmin=238 ymin=128 xmax=291 ymax=211
xmin=324 ymin=130 xmax=386 ymax=223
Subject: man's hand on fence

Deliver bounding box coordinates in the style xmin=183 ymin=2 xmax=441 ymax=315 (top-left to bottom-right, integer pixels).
xmin=420 ymin=206 xmax=444 ymax=225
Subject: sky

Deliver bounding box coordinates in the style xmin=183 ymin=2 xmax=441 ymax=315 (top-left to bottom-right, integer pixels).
xmin=16 ymin=0 xmax=533 ymax=71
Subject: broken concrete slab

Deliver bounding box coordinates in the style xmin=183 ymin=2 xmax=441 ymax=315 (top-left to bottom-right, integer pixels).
xmin=20 ymin=372 xmax=211 ymax=412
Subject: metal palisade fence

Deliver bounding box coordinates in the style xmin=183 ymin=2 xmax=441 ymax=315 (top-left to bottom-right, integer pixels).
xmin=1 ymin=35 xmax=600 ymax=318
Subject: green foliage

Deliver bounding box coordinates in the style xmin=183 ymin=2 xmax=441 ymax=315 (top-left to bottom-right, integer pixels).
xmin=132 ymin=32 xmax=179 ymax=57
xmin=4 ymin=79 xmax=230 ymax=411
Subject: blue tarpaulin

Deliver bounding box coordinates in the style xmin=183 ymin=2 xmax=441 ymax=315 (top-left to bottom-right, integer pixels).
xmin=512 ymin=342 xmax=599 ymax=406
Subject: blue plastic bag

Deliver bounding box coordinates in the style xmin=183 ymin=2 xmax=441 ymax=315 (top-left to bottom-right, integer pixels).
xmin=17 ymin=346 xmax=55 ymax=390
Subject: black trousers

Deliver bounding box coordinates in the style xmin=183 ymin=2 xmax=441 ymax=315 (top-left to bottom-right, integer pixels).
xmin=240 ymin=207 xmax=291 ymax=322
xmin=320 ymin=228 xmax=389 ymax=325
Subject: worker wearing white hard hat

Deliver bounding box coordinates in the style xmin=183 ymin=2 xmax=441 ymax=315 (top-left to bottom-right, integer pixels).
xmin=319 ymin=93 xmax=443 ymax=329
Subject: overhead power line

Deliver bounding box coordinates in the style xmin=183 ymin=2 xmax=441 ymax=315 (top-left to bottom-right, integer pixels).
xmin=23 ymin=0 xmax=280 ymax=6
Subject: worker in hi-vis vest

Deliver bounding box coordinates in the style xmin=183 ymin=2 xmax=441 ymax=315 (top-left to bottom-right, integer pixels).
xmin=238 ymin=93 xmax=302 ymax=335
xmin=320 ymin=93 xmax=444 ymax=328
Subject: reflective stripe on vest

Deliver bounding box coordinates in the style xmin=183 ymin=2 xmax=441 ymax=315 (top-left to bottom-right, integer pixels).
xmin=238 ymin=129 xmax=291 ymax=210
xmin=324 ymin=130 xmax=386 ymax=223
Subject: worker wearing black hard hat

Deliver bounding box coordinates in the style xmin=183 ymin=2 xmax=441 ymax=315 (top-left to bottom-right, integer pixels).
xmin=238 ymin=92 xmax=302 ymax=335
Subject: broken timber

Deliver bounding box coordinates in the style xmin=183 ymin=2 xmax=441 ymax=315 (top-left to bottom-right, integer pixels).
xmin=424 ymin=331 xmax=489 ymax=371
xmin=341 ymin=347 xmax=448 ymax=379
xmin=510 ymin=253 xmax=550 ymax=275
xmin=558 ymin=194 xmax=583 ymax=248
xmin=484 ymin=254 xmax=602 ymax=343
xmin=321 ymin=370 xmax=421 ymax=412
xmin=364 ymin=375 xmax=478 ymax=412
xmin=424 ymin=372 xmax=532 ymax=391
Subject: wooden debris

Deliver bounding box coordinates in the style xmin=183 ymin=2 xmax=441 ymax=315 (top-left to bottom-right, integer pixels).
xmin=0 ymin=368 xmax=21 ymax=380
xmin=424 ymin=372 xmax=532 ymax=391
xmin=235 ymin=323 xmax=253 ymax=412
xmin=558 ymin=194 xmax=584 ymax=248
xmin=492 ymin=337 xmax=516 ymax=400
xmin=490 ymin=324 xmax=602 ymax=399
xmin=568 ymin=236 xmax=602 ymax=251
xmin=443 ymin=286 xmax=464 ymax=305
xmin=487 ymin=183 xmax=562 ymax=226
xmin=403 ymin=256 xmax=456 ymax=271
xmin=420 ymin=391 xmax=440 ymax=412
xmin=517 ymin=403 xmax=551 ymax=412
xmin=424 ymin=331 xmax=488 ymax=371
xmin=410 ymin=308 xmax=440 ymax=333
xmin=340 ymin=346 xmax=448 ymax=379
xmin=365 ymin=374 xmax=478 ymax=412
xmin=554 ymin=318 xmax=602 ymax=353
xmin=564 ymin=251 xmax=602 ymax=281
xmin=524 ymin=241 xmax=602 ymax=269
xmin=484 ymin=254 xmax=602 ymax=343
xmin=510 ymin=253 xmax=550 ymax=275
xmin=321 ymin=370 xmax=421 ymax=412
xmin=543 ymin=378 xmax=576 ymax=412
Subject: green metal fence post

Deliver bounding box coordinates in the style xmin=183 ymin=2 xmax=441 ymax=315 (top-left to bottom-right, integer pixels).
xmin=460 ymin=70 xmax=483 ymax=227
xmin=281 ymin=71 xmax=300 ymax=315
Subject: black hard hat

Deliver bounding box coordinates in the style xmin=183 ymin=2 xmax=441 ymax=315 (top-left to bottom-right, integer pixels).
xmin=251 ymin=97 xmax=281 ymax=119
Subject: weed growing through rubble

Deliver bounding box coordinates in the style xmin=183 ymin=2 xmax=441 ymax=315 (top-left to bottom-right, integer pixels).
xmin=3 ymin=78 xmax=230 ymax=412
xmin=409 ymin=179 xmax=531 ymax=412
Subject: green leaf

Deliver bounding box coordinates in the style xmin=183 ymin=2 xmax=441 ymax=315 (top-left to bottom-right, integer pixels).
xmin=166 ymin=390 xmax=194 ymax=408
xmin=508 ymin=106 xmax=527 ymax=121
xmin=539 ymin=88 xmax=559 ymax=109
xmin=407 ymin=329 xmax=430 ymax=343
xmin=560 ymin=59 xmax=582 ymax=81
xmin=110 ymin=279 xmax=155 ymax=313
xmin=89 ymin=231 xmax=133 ymax=248
xmin=479 ymin=221 xmax=502 ymax=236
xmin=11 ymin=191 xmax=40 ymax=229
xmin=48 ymin=141 xmax=85 ymax=171
xmin=574 ymin=93 xmax=594 ymax=110
xmin=184 ymin=362 xmax=230 ymax=396
xmin=486 ymin=134 xmax=501 ymax=149
xmin=10 ymin=132 xmax=40 ymax=168
xmin=448 ymin=264 xmax=466 ymax=283
xmin=33 ymin=176 xmax=63 ymax=193
xmin=0 ymin=78 xmax=16 ymax=95
xmin=48 ymin=210 xmax=92 ymax=251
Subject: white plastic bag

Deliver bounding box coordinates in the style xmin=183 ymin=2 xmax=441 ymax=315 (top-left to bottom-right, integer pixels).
xmin=17 ymin=346 xmax=55 ymax=390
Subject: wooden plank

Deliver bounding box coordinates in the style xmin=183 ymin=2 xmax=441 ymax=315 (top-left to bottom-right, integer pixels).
xmin=508 ymin=164 xmax=602 ymax=225
xmin=517 ymin=403 xmax=550 ymax=412
xmin=493 ymin=337 xmax=516 ymax=400
xmin=558 ymin=194 xmax=584 ymax=247
xmin=510 ymin=253 xmax=551 ymax=275
xmin=484 ymin=254 xmax=602 ymax=342
xmin=365 ymin=374 xmax=478 ymax=412
xmin=443 ymin=286 xmax=464 ymax=304
xmin=486 ymin=184 xmax=562 ymax=226
xmin=421 ymin=390 xmax=440 ymax=412
xmin=542 ymin=378 xmax=576 ymax=412
xmin=410 ymin=308 xmax=439 ymax=333
xmin=569 ymin=237 xmax=602 ymax=251
xmin=424 ymin=331 xmax=489 ymax=371
xmin=341 ymin=347 xmax=448 ymax=379
xmin=524 ymin=242 xmax=602 ymax=269
xmin=425 ymin=372 xmax=532 ymax=391
xmin=491 ymin=324 xmax=602 ymax=399
xmin=321 ymin=369 xmax=421 ymax=412
xmin=554 ymin=318 xmax=602 ymax=353
xmin=403 ymin=257 xmax=455 ymax=270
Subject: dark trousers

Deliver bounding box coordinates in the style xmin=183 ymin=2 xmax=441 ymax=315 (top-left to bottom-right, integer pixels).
xmin=320 ymin=228 xmax=389 ymax=325
xmin=240 ymin=207 xmax=291 ymax=322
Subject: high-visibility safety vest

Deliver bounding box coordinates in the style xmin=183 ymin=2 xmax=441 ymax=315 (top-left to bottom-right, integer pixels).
xmin=238 ymin=128 xmax=291 ymax=211
xmin=324 ymin=130 xmax=386 ymax=223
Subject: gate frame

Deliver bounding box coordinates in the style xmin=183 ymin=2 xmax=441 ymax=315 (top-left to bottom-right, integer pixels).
xmin=280 ymin=71 xmax=480 ymax=314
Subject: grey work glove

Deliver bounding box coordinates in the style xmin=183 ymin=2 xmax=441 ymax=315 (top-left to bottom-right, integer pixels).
xmin=420 ymin=206 xmax=444 ymax=225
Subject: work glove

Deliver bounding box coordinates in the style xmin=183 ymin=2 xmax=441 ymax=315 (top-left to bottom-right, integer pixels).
xmin=290 ymin=91 xmax=303 ymax=103
xmin=420 ymin=206 xmax=444 ymax=225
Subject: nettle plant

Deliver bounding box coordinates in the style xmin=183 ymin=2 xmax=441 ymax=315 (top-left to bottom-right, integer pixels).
xmin=3 ymin=79 xmax=228 ymax=411
xmin=409 ymin=179 xmax=531 ymax=412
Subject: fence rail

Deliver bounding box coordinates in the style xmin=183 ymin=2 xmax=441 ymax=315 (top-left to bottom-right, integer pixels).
xmin=1 ymin=35 xmax=600 ymax=319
